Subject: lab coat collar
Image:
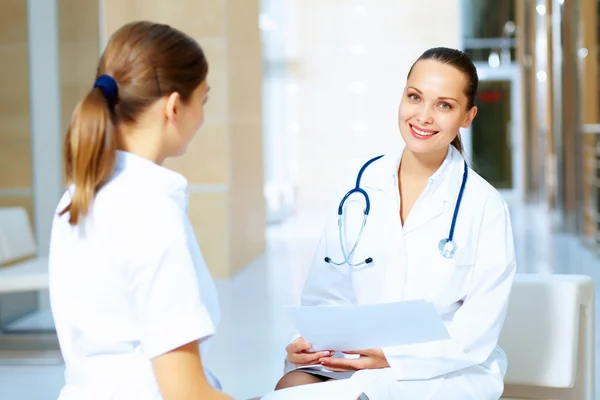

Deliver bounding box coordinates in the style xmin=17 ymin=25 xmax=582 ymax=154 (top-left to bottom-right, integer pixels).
xmin=113 ymin=150 xmax=189 ymax=209
xmin=372 ymin=144 xmax=460 ymax=193
xmin=373 ymin=144 xmax=464 ymax=234
xmin=386 ymin=144 xmax=457 ymax=194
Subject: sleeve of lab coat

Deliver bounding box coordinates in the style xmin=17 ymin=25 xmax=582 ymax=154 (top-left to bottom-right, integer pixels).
xmin=300 ymin=156 xmax=376 ymax=307
xmin=282 ymin=230 xmax=328 ymax=374
xmin=283 ymin=155 xmax=387 ymax=373
xmin=381 ymin=195 xmax=517 ymax=380
xmin=301 ymin=191 xmax=362 ymax=305
xmin=300 ymin=226 xmax=361 ymax=306
xmin=127 ymin=198 xmax=215 ymax=360
xmin=283 ymin=185 xmax=356 ymax=373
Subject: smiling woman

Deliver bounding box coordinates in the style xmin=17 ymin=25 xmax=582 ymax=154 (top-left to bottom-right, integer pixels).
xmin=273 ymin=47 xmax=516 ymax=400
xmin=400 ymin=47 xmax=479 ymax=158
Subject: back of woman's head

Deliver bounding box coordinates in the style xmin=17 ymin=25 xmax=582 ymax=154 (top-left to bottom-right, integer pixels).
xmin=407 ymin=47 xmax=478 ymax=155
xmin=61 ymin=21 xmax=208 ymax=225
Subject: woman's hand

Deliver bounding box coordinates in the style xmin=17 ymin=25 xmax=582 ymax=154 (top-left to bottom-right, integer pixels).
xmin=286 ymin=337 xmax=335 ymax=367
xmin=318 ymin=349 xmax=390 ymax=372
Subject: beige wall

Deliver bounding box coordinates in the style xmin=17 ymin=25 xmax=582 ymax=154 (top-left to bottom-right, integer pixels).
xmin=0 ymin=0 xmax=100 ymax=224
xmin=101 ymin=0 xmax=266 ymax=278
xmin=0 ymin=0 xmax=33 ymax=221
xmin=59 ymin=0 xmax=100 ymax=145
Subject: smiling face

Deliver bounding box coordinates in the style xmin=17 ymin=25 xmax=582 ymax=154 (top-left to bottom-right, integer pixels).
xmin=398 ymin=59 xmax=477 ymax=156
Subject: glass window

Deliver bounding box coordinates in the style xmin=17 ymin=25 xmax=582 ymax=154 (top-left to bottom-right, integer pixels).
xmin=462 ymin=0 xmax=516 ymax=39
xmin=461 ymin=0 xmax=517 ymax=65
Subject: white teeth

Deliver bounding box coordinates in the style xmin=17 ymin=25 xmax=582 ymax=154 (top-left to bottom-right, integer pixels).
xmin=412 ymin=126 xmax=436 ymax=136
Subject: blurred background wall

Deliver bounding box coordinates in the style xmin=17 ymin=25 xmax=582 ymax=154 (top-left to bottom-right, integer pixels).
xmin=0 ymin=0 xmax=599 ymax=374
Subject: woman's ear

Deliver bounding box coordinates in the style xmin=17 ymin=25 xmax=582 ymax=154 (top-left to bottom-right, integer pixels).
xmin=164 ymin=92 xmax=181 ymax=123
xmin=461 ymin=106 xmax=478 ymax=129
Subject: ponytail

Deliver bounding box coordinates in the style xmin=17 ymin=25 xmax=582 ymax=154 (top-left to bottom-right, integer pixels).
xmin=451 ymin=132 xmax=464 ymax=155
xmin=59 ymin=86 xmax=117 ymax=225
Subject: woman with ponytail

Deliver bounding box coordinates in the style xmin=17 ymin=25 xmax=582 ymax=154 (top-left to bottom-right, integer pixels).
xmin=48 ymin=21 xmax=232 ymax=400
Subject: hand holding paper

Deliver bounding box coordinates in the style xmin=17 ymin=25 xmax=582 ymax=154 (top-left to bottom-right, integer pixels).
xmin=285 ymin=300 xmax=449 ymax=352
xmin=318 ymin=348 xmax=391 ymax=372
xmin=286 ymin=337 xmax=335 ymax=367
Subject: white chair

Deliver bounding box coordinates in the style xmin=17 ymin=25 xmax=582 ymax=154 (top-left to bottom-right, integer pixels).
xmin=500 ymin=273 xmax=595 ymax=400
xmin=0 ymin=207 xmax=49 ymax=294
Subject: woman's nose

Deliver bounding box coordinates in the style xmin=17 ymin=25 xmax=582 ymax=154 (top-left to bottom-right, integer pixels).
xmin=416 ymin=108 xmax=433 ymax=124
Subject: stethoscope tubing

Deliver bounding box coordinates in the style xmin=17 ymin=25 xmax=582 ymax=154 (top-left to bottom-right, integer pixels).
xmin=325 ymin=154 xmax=468 ymax=266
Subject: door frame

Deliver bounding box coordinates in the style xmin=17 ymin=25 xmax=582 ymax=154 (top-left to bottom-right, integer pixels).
xmin=462 ymin=62 xmax=524 ymax=202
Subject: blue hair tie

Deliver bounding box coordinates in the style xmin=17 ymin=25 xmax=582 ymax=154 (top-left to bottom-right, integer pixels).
xmin=94 ymin=74 xmax=118 ymax=102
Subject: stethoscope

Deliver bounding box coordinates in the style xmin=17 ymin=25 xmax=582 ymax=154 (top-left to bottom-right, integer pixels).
xmin=324 ymin=154 xmax=468 ymax=267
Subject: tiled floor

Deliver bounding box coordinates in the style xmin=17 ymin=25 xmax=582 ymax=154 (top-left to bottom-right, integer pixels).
xmin=0 ymin=199 xmax=599 ymax=400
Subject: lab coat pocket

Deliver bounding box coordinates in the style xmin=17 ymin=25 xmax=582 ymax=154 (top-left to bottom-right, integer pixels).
xmin=428 ymin=247 xmax=476 ymax=307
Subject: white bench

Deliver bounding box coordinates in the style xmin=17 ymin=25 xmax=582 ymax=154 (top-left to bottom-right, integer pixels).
xmin=500 ymin=273 xmax=595 ymax=400
xmin=0 ymin=207 xmax=49 ymax=294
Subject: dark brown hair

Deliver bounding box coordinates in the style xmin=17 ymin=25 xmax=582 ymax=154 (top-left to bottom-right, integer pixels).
xmin=60 ymin=21 xmax=208 ymax=225
xmin=407 ymin=47 xmax=479 ymax=155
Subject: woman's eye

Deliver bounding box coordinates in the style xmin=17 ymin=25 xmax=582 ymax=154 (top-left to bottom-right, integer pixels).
xmin=439 ymin=102 xmax=451 ymax=110
xmin=409 ymin=93 xmax=419 ymax=101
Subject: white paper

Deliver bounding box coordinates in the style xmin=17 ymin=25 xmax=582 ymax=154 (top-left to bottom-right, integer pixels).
xmin=285 ymin=300 xmax=450 ymax=351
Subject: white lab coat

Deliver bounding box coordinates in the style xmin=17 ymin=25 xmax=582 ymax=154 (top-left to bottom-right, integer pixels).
xmin=271 ymin=145 xmax=516 ymax=400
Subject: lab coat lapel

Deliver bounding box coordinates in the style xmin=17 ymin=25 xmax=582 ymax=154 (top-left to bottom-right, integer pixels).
xmin=402 ymin=195 xmax=445 ymax=235
xmin=402 ymin=147 xmax=462 ymax=235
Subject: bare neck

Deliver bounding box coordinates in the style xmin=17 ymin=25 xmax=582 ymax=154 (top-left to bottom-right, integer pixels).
xmin=118 ymin=125 xmax=166 ymax=165
xmin=399 ymin=147 xmax=448 ymax=180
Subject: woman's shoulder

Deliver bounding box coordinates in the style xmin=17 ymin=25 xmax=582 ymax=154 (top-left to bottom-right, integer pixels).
xmin=95 ymin=176 xmax=187 ymax=235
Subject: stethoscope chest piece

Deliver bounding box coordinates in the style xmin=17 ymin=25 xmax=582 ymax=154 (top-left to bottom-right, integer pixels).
xmin=436 ymin=159 xmax=468 ymax=259
xmin=438 ymin=238 xmax=457 ymax=258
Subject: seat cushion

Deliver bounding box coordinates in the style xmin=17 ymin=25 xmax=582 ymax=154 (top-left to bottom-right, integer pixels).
xmin=0 ymin=257 xmax=48 ymax=293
